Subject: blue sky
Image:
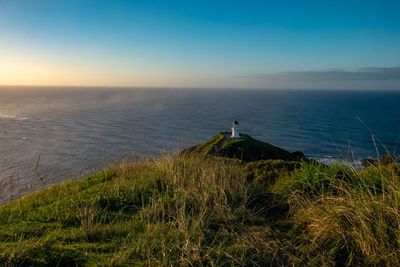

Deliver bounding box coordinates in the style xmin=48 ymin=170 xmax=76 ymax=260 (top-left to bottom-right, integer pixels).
xmin=0 ymin=0 xmax=399 ymax=89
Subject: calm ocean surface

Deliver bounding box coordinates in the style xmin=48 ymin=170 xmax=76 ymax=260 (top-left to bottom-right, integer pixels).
xmin=0 ymin=87 xmax=399 ymax=202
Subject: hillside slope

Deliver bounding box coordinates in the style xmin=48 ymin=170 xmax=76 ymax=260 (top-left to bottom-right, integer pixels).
xmin=0 ymin=156 xmax=292 ymax=266
xmin=181 ymin=133 xmax=305 ymax=162
xmin=1 ymin=153 xmax=399 ymax=266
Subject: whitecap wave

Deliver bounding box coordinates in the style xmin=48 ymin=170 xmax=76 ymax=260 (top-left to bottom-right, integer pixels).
xmin=0 ymin=114 xmax=17 ymax=119
xmin=315 ymin=156 xmax=363 ymax=169
xmin=0 ymin=114 xmax=29 ymax=121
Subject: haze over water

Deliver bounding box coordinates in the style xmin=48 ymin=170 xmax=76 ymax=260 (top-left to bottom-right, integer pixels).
xmin=0 ymin=87 xmax=399 ymax=202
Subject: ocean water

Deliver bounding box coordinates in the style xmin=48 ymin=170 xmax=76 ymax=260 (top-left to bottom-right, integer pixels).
xmin=0 ymin=87 xmax=399 ymax=203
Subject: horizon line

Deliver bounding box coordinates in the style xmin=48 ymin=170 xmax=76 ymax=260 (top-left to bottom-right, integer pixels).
xmin=1 ymin=84 xmax=400 ymax=91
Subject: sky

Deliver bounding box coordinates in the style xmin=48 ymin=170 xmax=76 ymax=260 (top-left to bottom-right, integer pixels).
xmin=0 ymin=0 xmax=399 ymax=89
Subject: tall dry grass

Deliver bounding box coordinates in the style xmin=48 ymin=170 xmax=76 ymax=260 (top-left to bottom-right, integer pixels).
xmin=278 ymin=161 xmax=400 ymax=266
xmin=108 ymin=155 xmax=290 ymax=266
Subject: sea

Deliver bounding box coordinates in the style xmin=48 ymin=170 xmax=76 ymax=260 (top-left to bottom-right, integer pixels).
xmin=0 ymin=87 xmax=399 ymax=203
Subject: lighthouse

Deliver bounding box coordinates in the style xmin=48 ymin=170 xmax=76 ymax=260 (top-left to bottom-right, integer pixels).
xmin=231 ymin=120 xmax=240 ymax=138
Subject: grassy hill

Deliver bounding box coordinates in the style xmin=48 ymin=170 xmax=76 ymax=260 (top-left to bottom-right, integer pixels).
xmin=0 ymin=153 xmax=399 ymax=266
xmin=180 ymin=133 xmax=305 ymax=162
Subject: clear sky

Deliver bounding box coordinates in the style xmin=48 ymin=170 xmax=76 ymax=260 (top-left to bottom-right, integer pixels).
xmin=0 ymin=0 xmax=399 ymax=89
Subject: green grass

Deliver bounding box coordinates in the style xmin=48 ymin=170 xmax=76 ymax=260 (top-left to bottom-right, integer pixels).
xmin=0 ymin=154 xmax=399 ymax=266
xmin=182 ymin=133 xmax=226 ymax=155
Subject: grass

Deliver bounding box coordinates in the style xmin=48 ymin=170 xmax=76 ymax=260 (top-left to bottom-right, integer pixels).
xmin=274 ymin=160 xmax=400 ymax=266
xmin=0 ymin=154 xmax=399 ymax=266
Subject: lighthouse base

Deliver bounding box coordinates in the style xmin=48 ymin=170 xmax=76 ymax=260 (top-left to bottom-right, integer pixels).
xmin=231 ymin=128 xmax=240 ymax=138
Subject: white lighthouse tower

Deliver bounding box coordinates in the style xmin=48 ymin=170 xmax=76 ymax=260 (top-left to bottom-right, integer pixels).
xmin=231 ymin=120 xmax=240 ymax=138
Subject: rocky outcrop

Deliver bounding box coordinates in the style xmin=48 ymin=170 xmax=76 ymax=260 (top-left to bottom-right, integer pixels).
xmin=360 ymin=154 xmax=398 ymax=167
